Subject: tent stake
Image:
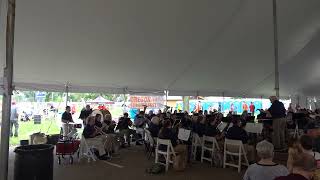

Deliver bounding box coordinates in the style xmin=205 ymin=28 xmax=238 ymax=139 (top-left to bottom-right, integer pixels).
xmin=0 ymin=0 xmax=15 ymax=180
xmin=273 ymin=0 xmax=280 ymax=97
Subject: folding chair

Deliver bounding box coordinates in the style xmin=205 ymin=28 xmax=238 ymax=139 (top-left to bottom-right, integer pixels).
xmin=155 ymin=139 xmax=176 ymax=172
xmin=191 ymin=133 xmax=202 ymax=160
xmin=144 ymin=129 xmax=156 ymax=159
xmin=223 ymin=138 xmax=249 ymax=172
xmin=79 ymin=135 xmax=97 ymax=162
xmin=201 ymin=135 xmax=220 ymax=165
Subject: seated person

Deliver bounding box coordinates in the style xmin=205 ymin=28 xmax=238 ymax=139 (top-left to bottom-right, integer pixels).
xmin=82 ymin=116 xmax=111 ymax=160
xmin=148 ymin=116 xmax=160 ymax=137
xmin=275 ymin=153 xmax=316 ymax=180
xmin=243 ymin=140 xmax=289 ymax=180
xmin=300 ymin=135 xmax=320 ymax=161
xmin=226 ymin=118 xmax=255 ymax=162
xmin=204 ymin=117 xmax=219 ymax=137
xmin=116 ymin=113 xmax=133 ymax=147
xmin=287 ymin=137 xmax=303 ymax=172
xmin=94 ymin=114 xmax=103 ymax=128
xmin=158 ymin=119 xmax=178 ymax=149
xmin=102 ymin=114 xmax=116 ymax=134
xmin=226 ymin=118 xmax=249 ymax=144
xmin=193 ymin=116 xmax=206 ymax=137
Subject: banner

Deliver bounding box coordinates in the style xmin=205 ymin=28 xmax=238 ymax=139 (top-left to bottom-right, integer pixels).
xmin=129 ymin=96 xmax=164 ymax=109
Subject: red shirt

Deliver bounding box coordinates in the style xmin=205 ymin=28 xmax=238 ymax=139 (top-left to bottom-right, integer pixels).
xmin=250 ymin=104 xmax=255 ymax=112
xmin=274 ymin=174 xmax=308 ymax=180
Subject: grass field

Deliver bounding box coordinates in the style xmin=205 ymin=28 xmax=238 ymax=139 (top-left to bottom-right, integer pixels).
xmin=9 ymin=118 xmax=61 ymax=146
xmin=8 ymin=107 xmax=124 ymax=146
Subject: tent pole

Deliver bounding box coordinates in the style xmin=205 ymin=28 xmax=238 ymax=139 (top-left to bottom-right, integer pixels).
xmin=165 ymin=90 xmax=168 ymax=106
xmin=65 ymin=82 xmax=69 ymax=107
xmin=0 ymin=0 xmax=15 ymax=180
xmin=273 ymin=0 xmax=280 ymax=97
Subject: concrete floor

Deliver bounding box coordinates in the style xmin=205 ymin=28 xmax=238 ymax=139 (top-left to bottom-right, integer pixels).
xmin=8 ymin=145 xmax=245 ymax=180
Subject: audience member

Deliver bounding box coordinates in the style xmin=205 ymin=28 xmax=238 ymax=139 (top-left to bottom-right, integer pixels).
xmin=300 ymin=135 xmax=320 ymax=161
xmin=276 ymin=153 xmax=316 ymax=180
xmin=243 ymin=140 xmax=289 ymax=180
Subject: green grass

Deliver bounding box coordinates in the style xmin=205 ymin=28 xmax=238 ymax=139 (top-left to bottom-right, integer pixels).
xmin=9 ymin=118 xmax=61 ymax=146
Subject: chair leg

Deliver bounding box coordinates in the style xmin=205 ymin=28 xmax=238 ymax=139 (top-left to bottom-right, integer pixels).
xmin=210 ymin=150 xmax=214 ymax=166
xmin=238 ymin=154 xmax=242 ymax=173
xmin=155 ymin=150 xmax=158 ymax=164
xmin=201 ymin=148 xmax=204 ymax=163
xmin=165 ymin=154 xmax=169 ymax=172
xmin=223 ymin=151 xmax=226 ymax=168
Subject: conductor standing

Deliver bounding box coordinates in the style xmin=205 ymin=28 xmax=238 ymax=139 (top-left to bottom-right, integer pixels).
xmin=266 ymin=96 xmax=286 ymax=150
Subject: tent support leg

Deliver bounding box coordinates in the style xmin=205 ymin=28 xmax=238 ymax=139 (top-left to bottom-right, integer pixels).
xmin=0 ymin=0 xmax=15 ymax=180
xmin=273 ymin=0 xmax=280 ymax=97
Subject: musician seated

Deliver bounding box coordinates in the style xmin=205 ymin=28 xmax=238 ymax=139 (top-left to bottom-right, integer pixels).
xmin=116 ymin=113 xmax=133 ymax=147
xmin=193 ymin=116 xmax=206 ymax=137
xmin=148 ymin=116 xmax=160 ymax=137
xmin=158 ymin=119 xmax=178 ymax=149
xmin=226 ymin=118 xmax=255 ymax=162
xmin=205 ymin=117 xmax=219 ymax=137
xmin=82 ymin=116 xmax=110 ymax=160
xmin=94 ymin=114 xmax=103 ymax=128
xmin=102 ymin=114 xmax=116 ymax=134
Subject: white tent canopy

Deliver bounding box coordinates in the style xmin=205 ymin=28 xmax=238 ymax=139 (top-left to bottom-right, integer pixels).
xmin=1 ymin=0 xmax=320 ymax=97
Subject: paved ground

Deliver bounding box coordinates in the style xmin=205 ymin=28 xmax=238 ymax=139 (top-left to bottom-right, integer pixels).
xmin=8 ymin=145 xmax=246 ymax=180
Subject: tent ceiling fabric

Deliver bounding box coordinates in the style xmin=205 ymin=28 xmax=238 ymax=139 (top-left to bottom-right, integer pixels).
xmin=0 ymin=0 xmax=319 ymax=97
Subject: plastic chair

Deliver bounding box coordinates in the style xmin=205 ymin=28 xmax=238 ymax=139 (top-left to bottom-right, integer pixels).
xmin=223 ymin=138 xmax=249 ymax=172
xmin=144 ymin=129 xmax=156 ymax=159
xmin=155 ymin=138 xmax=176 ymax=172
xmin=191 ymin=133 xmax=202 ymax=160
xmin=201 ymin=135 xmax=220 ymax=165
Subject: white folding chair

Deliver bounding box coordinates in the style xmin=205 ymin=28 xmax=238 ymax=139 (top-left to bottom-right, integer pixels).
xmin=191 ymin=133 xmax=202 ymax=160
xmin=144 ymin=129 xmax=156 ymax=159
xmin=79 ymin=135 xmax=97 ymax=162
xmin=201 ymin=135 xmax=220 ymax=165
xmin=223 ymin=138 xmax=249 ymax=172
xmin=155 ymin=139 xmax=176 ymax=172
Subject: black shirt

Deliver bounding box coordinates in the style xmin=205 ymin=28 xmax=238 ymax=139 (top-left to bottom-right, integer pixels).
xmin=79 ymin=109 xmax=92 ymax=119
xmin=205 ymin=124 xmax=219 ymax=137
xmin=158 ymin=128 xmax=178 ymax=147
xmin=61 ymin=111 xmax=73 ymax=123
xmin=83 ymin=125 xmax=96 ymax=138
xmin=268 ymin=100 xmax=286 ymax=119
xmin=117 ymin=117 xmax=131 ymax=130
xmin=148 ymin=122 xmax=160 ymax=137
xmin=226 ymin=125 xmax=249 ymax=144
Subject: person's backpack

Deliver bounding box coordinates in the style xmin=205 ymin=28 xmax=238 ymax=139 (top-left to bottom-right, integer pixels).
xmin=146 ymin=163 xmax=165 ymax=174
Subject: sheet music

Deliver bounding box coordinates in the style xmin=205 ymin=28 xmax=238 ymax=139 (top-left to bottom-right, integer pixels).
xmin=178 ymin=128 xmax=191 ymax=141
xmin=217 ymin=122 xmax=228 ymax=132
xmin=245 ymin=123 xmax=263 ymax=134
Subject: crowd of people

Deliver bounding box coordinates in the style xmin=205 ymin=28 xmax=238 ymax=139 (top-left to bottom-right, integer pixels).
xmin=58 ymin=96 xmax=320 ymax=179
